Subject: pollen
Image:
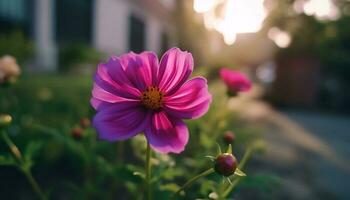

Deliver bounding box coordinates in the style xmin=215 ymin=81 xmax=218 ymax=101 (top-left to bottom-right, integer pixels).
xmin=141 ymin=86 xmax=164 ymax=110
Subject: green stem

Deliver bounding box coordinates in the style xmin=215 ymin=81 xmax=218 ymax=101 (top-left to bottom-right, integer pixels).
xmin=1 ymin=130 xmax=23 ymax=164
xmin=1 ymin=130 xmax=47 ymax=200
xmin=172 ymin=168 xmax=215 ymax=198
xmin=145 ymin=141 xmax=152 ymax=200
xmin=221 ymin=178 xmax=240 ymax=199
xmin=23 ymin=169 xmax=47 ymax=200
xmin=238 ymin=147 xmax=253 ymax=169
xmin=221 ymin=147 xmax=254 ymax=199
xmin=117 ymin=142 xmax=124 ymax=164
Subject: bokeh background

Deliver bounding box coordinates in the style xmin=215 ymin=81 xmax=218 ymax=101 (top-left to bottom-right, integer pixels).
xmin=0 ymin=0 xmax=349 ymax=199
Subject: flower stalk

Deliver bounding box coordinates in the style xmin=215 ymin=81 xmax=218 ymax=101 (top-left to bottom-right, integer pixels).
xmin=220 ymin=146 xmax=254 ymax=199
xmin=1 ymin=130 xmax=47 ymax=200
xmin=172 ymin=168 xmax=215 ymax=198
xmin=145 ymin=141 xmax=152 ymax=200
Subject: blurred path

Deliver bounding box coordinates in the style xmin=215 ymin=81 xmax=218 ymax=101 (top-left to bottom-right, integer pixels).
xmin=228 ymin=87 xmax=350 ymax=200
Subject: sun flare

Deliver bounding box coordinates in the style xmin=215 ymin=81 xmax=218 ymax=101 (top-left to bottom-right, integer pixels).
xmin=194 ymin=0 xmax=267 ymax=45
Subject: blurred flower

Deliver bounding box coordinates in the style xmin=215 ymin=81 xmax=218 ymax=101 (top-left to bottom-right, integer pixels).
xmin=37 ymin=87 xmax=53 ymax=102
xmin=223 ymin=130 xmax=235 ymax=144
xmin=91 ymin=48 xmax=212 ymax=154
xmin=0 ymin=114 xmax=12 ymax=128
xmin=80 ymin=117 xmax=91 ymax=129
xmin=71 ymin=127 xmax=83 ymax=140
xmin=0 ymin=55 xmax=21 ymax=85
xmin=220 ymin=68 xmax=251 ymax=96
xmin=214 ymin=153 xmax=238 ymax=176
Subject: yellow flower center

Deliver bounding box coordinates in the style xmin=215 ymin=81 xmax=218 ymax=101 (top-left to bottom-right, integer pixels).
xmin=141 ymin=86 xmax=164 ymax=110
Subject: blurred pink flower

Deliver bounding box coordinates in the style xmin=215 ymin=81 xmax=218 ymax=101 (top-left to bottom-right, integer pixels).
xmin=91 ymin=48 xmax=211 ymax=153
xmin=0 ymin=55 xmax=21 ymax=84
xmin=220 ymin=68 xmax=251 ymax=95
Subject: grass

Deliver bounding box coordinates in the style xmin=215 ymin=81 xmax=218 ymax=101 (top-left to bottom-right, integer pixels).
xmin=1 ymin=74 xmax=93 ymax=128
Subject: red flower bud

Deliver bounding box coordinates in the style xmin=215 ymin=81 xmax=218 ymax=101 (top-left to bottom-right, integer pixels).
xmin=71 ymin=127 xmax=83 ymax=140
xmin=223 ymin=131 xmax=235 ymax=144
xmin=214 ymin=153 xmax=238 ymax=177
xmin=80 ymin=118 xmax=91 ymax=129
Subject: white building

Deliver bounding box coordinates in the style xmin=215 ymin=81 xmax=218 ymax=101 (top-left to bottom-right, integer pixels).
xmin=0 ymin=0 xmax=174 ymax=71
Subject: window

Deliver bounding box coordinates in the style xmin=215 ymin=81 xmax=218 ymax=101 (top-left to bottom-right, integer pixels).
xmin=128 ymin=15 xmax=145 ymax=53
xmin=55 ymin=0 xmax=93 ymax=45
xmin=0 ymin=0 xmax=34 ymax=36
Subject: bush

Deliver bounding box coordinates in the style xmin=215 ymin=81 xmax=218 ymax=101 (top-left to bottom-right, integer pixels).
xmin=58 ymin=43 xmax=103 ymax=72
xmin=0 ymin=31 xmax=34 ymax=64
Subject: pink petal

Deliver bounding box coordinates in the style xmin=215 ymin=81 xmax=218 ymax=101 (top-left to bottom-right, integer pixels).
xmin=164 ymin=77 xmax=212 ymax=119
xmin=91 ymin=83 xmax=140 ymax=110
xmin=145 ymin=112 xmax=189 ymax=154
xmin=157 ymin=48 xmax=194 ymax=95
xmin=120 ymin=51 xmax=158 ymax=91
xmin=93 ymin=103 xmax=150 ymax=141
xmin=90 ymin=97 xmax=111 ymax=110
xmin=94 ymin=57 xmax=141 ymax=100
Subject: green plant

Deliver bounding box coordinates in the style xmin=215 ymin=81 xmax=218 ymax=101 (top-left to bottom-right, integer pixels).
xmin=58 ymin=43 xmax=102 ymax=72
xmin=0 ymin=31 xmax=33 ymax=64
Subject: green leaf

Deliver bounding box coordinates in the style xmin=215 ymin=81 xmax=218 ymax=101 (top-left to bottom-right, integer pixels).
xmin=161 ymin=168 xmax=183 ymax=180
xmin=0 ymin=155 xmax=16 ymax=166
xmin=200 ymin=180 xmax=216 ymax=196
xmin=159 ymin=183 xmax=181 ymax=193
xmin=205 ymin=155 xmax=215 ymax=161
xmin=226 ymin=177 xmax=233 ymax=185
xmin=234 ymin=168 xmax=247 ymax=177
xmin=133 ymin=171 xmax=145 ymax=179
xmin=226 ymin=144 xmax=232 ymax=154
xmin=24 ymin=141 xmax=42 ymax=162
xmin=216 ymin=143 xmax=222 ymax=155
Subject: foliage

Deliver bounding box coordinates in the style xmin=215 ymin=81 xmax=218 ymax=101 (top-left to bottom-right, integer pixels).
xmin=0 ymin=74 xmax=274 ymax=199
xmin=265 ymin=0 xmax=350 ymax=110
xmin=0 ymin=31 xmax=33 ymax=64
xmin=58 ymin=43 xmax=103 ymax=72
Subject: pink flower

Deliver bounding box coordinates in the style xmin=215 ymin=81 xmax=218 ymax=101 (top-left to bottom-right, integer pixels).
xmin=91 ymin=48 xmax=212 ymax=153
xmin=0 ymin=55 xmax=21 ymax=84
xmin=220 ymin=68 xmax=251 ymax=95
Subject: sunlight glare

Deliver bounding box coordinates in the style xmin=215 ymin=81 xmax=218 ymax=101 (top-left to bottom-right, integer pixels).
xmin=194 ymin=0 xmax=218 ymax=13
xmin=194 ymin=0 xmax=267 ymax=45
xmin=303 ymin=0 xmax=340 ymax=20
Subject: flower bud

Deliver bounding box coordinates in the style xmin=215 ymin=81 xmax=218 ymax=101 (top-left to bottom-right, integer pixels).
xmin=0 ymin=114 xmax=12 ymax=128
xmin=223 ymin=131 xmax=235 ymax=144
xmin=214 ymin=153 xmax=237 ymax=177
xmin=71 ymin=127 xmax=83 ymax=140
xmin=80 ymin=117 xmax=91 ymax=129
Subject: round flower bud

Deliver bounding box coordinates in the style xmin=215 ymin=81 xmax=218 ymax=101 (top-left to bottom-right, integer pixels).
xmin=0 ymin=114 xmax=12 ymax=128
xmin=214 ymin=153 xmax=238 ymax=177
xmin=80 ymin=118 xmax=91 ymax=129
xmin=71 ymin=127 xmax=83 ymax=140
xmin=223 ymin=131 xmax=235 ymax=144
